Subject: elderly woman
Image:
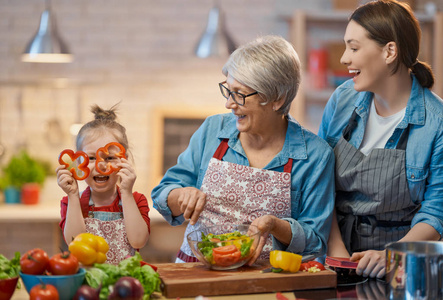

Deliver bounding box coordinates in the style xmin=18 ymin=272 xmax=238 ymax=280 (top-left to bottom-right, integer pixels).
xmin=151 ymin=35 xmax=335 ymax=263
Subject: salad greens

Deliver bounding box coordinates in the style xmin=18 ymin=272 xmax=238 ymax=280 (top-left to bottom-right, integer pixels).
xmin=198 ymin=230 xmax=254 ymax=262
xmin=0 ymin=252 xmax=20 ymax=279
xmin=85 ymin=252 xmax=160 ymax=300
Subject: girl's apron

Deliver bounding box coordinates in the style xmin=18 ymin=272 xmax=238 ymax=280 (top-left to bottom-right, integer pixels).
xmin=177 ymin=139 xmax=292 ymax=262
xmin=84 ymin=196 xmax=135 ymax=265
xmin=334 ymin=109 xmax=419 ymax=253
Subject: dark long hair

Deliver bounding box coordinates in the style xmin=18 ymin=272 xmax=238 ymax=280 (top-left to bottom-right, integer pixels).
xmin=350 ymin=0 xmax=434 ymax=88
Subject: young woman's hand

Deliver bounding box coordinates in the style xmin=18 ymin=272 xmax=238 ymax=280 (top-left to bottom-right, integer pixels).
xmin=117 ymin=158 xmax=136 ymax=193
xmin=169 ymin=187 xmax=207 ymax=225
xmin=351 ymin=249 xmax=386 ymax=278
xmin=56 ymin=165 xmax=79 ymax=196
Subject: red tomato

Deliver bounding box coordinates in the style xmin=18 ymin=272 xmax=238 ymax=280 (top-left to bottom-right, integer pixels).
xmin=48 ymin=251 xmax=79 ymax=275
xmin=212 ymin=245 xmax=238 ymax=255
xmin=213 ymin=245 xmax=242 ymax=267
xmin=30 ymin=283 xmax=59 ymax=300
xmin=20 ymin=248 xmax=49 ymax=275
xmin=308 ymin=261 xmax=326 ymax=270
xmin=300 ymin=261 xmax=326 ymax=272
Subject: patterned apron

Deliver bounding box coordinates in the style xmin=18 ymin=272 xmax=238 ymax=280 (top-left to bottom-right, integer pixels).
xmin=177 ymin=139 xmax=292 ymax=262
xmin=334 ymin=109 xmax=419 ymax=253
xmin=84 ymin=197 xmax=135 ymax=265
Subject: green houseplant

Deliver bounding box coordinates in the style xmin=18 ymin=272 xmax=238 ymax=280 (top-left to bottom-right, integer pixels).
xmin=0 ymin=150 xmax=47 ymax=204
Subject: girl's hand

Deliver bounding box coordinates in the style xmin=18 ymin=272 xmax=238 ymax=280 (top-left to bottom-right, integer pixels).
xmin=56 ymin=165 xmax=79 ymax=196
xmin=172 ymin=187 xmax=207 ymax=225
xmin=117 ymin=158 xmax=136 ymax=193
xmin=351 ymin=249 xmax=386 ymax=278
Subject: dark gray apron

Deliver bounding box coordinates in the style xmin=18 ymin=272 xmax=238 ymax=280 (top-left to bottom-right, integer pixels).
xmin=334 ymin=109 xmax=420 ymax=253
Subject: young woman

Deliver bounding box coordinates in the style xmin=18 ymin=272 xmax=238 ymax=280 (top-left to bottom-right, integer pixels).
xmin=56 ymin=105 xmax=150 ymax=264
xmin=318 ymin=0 xmax=443 ymax=278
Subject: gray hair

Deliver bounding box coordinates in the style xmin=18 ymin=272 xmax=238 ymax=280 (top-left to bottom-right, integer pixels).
xmin=222 ymin=35 xmax=301 ymax=116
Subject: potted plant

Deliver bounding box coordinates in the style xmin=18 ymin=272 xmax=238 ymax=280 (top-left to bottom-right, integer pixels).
xmin=0 ymin=150 xmax=47 ymax=204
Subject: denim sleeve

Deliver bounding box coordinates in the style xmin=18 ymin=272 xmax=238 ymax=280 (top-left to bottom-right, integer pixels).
xmin=151 ymin=118 xmax=210 ymax=226
xmin=318 ymin=88 xmax=339 ymax=140
xmin=273 ymin=143 xmax=335 ymax=256
xmin=411 ymin=125 xmax=443 ymax=237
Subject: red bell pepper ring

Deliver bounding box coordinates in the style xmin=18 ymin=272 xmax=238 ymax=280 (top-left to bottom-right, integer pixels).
xmin=95 ymin=142 xmax=126 ymax=175
xmin=58 ymin=149 xmax=90 ymax=180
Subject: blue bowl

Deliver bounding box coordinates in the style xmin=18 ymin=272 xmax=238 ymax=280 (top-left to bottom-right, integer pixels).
xmin=20 ymin=268 xmax=86 ymax=300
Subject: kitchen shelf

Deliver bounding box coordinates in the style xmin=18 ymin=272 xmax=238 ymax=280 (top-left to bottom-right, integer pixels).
xmin=286 ymin=10 xmax=443 ymax=126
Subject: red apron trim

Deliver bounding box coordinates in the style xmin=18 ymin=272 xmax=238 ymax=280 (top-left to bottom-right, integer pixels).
xmin=214 ymin=139 xmax=293 ymax=173
xmin=177 ymin=250 xmax=200 ymax=262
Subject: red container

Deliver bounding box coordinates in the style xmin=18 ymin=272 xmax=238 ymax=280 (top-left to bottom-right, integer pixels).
xmin=21 ymin=183 xmax=40 ymax=205
xmin=309 ymin=48 xmax=329 ymax=89
xmin=0 ymin=277 xmax=19 ymax=300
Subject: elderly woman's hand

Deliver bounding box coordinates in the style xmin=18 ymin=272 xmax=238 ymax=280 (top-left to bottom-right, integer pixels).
xmin=169 ymin=187 xmax=207 ymax=225
xmin=247 ymin=215 xmax=277 ymax=265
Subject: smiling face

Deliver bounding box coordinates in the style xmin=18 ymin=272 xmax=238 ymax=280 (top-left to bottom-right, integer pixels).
xmin=224 ymin=75 xmax=275 ymax=136
xmin=341 ymin=20 xmax=390 ymax=93
xmin=81 ymin=130 xmax=121 ymax=194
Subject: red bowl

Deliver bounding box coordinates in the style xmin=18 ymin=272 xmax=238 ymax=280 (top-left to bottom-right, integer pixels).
xmin=0 ymin=277 xmax=19 ymax=300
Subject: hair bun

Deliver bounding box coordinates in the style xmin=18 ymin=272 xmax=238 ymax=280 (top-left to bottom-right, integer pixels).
xmin=91 ymin=104 xmax=117 ymax=121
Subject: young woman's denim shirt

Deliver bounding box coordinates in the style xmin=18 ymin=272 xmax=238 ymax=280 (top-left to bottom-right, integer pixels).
xmin=318 ymin=75 xmax=443 ymax=237
xmin=152 ymin=113 xmax=335 ymax=256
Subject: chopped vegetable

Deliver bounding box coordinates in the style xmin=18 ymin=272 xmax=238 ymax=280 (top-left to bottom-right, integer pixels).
xmin=300 ymin=261 xmax=325 ymax=273
xmin=197 ymin=231 xmax=254 ymax=267
xmin=0 ymin=252 xmax=20 ymax=280
xmin=269 ymin=250 xmax=302 ymax=273
xmin=85 ymin=252 xmax=160 ymax=300
xmin=95 ymin=142 xmax=126 ymax=175
xmin=58 ymin=149 xmax=90 ymax=180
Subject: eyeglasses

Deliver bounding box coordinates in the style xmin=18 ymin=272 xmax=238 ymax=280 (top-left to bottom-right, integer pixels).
xmin=219 ymin=81 xmax=258 ymax=106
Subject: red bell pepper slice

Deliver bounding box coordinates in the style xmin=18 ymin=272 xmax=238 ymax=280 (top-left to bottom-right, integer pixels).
xmin=95 ymin=142 xmax=126 ymax=175
xmin=58 ymin=149 xmax=90 ymax=180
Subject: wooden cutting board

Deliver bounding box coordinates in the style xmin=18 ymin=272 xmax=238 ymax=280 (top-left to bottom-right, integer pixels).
xmin=156 ymin=261 xmax=337 ymax=298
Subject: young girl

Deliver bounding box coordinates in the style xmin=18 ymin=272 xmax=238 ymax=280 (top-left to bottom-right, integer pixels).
xmin=318 ymin=0 xmax=443 ymax=278
xmin=56 ymin=104 xmax=150 ymax=265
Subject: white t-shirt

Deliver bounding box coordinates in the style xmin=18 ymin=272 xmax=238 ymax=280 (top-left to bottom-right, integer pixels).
xmin=359 ymin=100 xmax=406 ymax=156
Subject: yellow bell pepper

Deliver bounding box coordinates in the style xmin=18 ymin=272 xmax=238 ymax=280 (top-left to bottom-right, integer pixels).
xmin=68 ymin=233 xmax=109 ymax=266
xmin=269 ymin=250 xmax=302 ymax=273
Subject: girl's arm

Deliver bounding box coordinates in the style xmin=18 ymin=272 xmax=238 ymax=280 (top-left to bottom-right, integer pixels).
xmin=118 ymin=158 xmax=150 ymax=249
xmin=56 ymin=165 xmax=86 ymax=242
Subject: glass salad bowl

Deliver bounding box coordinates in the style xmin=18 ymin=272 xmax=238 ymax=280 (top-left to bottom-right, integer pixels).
xmin=187 ymin=224 xmax=260 ymax=271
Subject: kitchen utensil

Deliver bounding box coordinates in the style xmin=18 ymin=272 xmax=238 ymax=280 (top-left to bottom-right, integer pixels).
xmin=325 ymin=256 xmax=366 ymax=286
xmin=187 ymin=223 xmax=260 ymax=271
xmin=20 ymin=268 xmax=86 ymax=300
xmin=386 ymin=241 xmax=443 ymax=300
xmin=156 ymin=261 xmax=337 ymax=298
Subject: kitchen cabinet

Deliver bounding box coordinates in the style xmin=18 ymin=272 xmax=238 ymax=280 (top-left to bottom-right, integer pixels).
xmin=287 ymin=10 xmax=443 ymax=128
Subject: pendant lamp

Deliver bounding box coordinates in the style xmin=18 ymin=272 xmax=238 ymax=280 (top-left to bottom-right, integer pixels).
xmin=194 ymin=4 xmax=237 ymax=58
xmin=22 ymin=1 xmax=73 ymax=63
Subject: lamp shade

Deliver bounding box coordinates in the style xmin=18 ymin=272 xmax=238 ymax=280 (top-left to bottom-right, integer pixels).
xmin=22 ymin=9 xmax=73 ymax=63
xmin=194 ymin=5 xmax=236 ymax=58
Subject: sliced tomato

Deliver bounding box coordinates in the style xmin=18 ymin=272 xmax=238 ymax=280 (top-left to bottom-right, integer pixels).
xmin=213 ymin=250 xmax=241 ymax=267
xmin=299 ymin=262 xmax=310 ymax=272
xmin=212 ymin=245 xmax=238 ymax=255
xmin=308 ymin=261 xmax=325 ymax=270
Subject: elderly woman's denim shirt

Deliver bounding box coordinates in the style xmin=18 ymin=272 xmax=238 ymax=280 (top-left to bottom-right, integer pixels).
xmin=318 ymin=75 xmax=443 ymax=237
xmin=152 ymin=113 xmax=335 ymax=256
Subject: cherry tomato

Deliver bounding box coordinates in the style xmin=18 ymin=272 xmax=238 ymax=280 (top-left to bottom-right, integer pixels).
xmin=48 ymin=251 xmax=79 ymax=275
xmin=20 ymin=248 xmax=49 ymax=275
xmin=30 ymin=283 xmax=59 ymax=300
